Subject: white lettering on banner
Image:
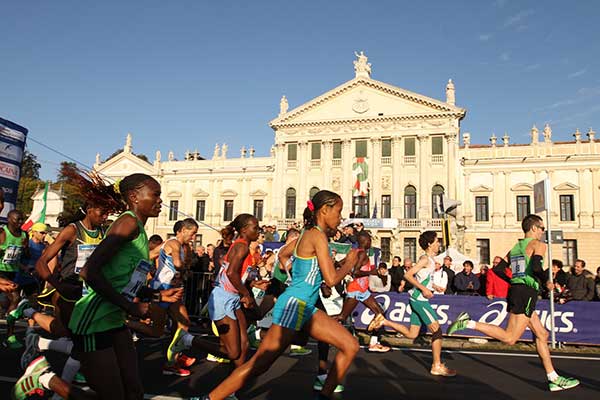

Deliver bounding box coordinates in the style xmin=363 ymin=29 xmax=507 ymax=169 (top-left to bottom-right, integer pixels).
xmin=478 ymin=301 xmax=508 ymax=326
xmin=536 ymin=310 xmax=576 ymax=333
xmin=0 ymin=161 xmax=20 ymax=181
xmin=360 ymin=294 xmax=449 ymax=325
xmin=0 ymin=125 xmax=26 ymax=143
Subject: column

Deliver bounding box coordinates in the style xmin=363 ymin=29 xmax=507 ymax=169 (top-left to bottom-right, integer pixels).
xmin=578 ymin=168 xmax=593 ymax=228
xmin=322 ymin=140 xmax=332 ymax=190
xmin=492 ymin=172 xmax=504 ymax=228
xmin=446 ymin=132 xmax=458 ymax=199
xmin=592 ymin=169 xmax=600 ymax=228
xmin=370 ymin=137 xmax=381 ymax=217
xmin=342 ymin=139 xmax=353 ymax=212
xmin=463 ymin=172 xmax=472 ymax=226
xmin=417 ymin=134 xmax=428 ymax=218
xmin=298 ymin=141 xmax=308 ymax=216
xmin=504 ymin=172 xmax=513 ymax=226
xmin=391 ymin=136 xmax=402 ymax=218
xmin=272 ymin=143 xmax=284 ymax=220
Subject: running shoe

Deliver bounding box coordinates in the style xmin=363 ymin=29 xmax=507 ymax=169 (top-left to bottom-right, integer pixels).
xmin=289 ymin=345 xmax=312 ymax=356
xmin=178 ymin=354 xmax=196 ymax=368
xmin=447 ymin=312 xmax=471 ymax=335
xmin=167 ymin=327 xmax=187 ymax=364
xmin=368 ymin=343 xmax=391 ymax=353
xmin=163 ymin=364 xmax=191 ymax=377
xmin=20 ymin=332 xmax=41 ymax=370
xmin=430 ymin=363 xmax=457 ymax=377
xmin=206 ymin=354 xmax=230 ymax=363
xmin=12 ymin=356 xmax=50 ymax=400
xmin=8 ymin=298 xmax=30 ymax=321
xmin=4 ymin=334 xmax=23 ymax=349
xmin=312 ymin=374 xmax=345 ymax=393
xmin=549 ymin=375 xmax=580 ymax=392
xmin=73 ymin=372 xmax=87 ymax=384
xmin=248 ymin=333 xmax=261 ymax=350
xmin=367 ymin=313 xmax=385 ymax=332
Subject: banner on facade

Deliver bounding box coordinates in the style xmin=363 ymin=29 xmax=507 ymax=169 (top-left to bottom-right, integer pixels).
xmin=352 ymin=157 xmax=369 ymax=196
xmin=0 ymin=117 xmax=28 ymax=223
xmin=342 ymin=218 xmax=398 ymax=229
xmin=354 ymin=292 xmax=600 ymax=345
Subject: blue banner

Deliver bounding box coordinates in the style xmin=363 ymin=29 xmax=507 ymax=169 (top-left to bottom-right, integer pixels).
xmin=0 ymin=117 xmax=28 ymax=223
xmin=354 ymin=292 xmax=600 ymax=345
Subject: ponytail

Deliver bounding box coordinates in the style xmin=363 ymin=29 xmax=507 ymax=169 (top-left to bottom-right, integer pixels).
xmin=303 ymin=190 xmax=341 ymax=229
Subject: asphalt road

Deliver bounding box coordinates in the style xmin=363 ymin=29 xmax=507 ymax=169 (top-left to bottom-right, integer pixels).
xmin=1 ymin=328 xmax=599 ymax=399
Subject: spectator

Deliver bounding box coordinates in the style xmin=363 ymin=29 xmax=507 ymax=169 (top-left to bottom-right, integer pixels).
xmin=477 ymin=265 xmax=489 ymax=296
xmin=340 ymin=223 xmax=358 ymax=246
xmin=354 ymin=222 xmax=364 ymax=232
xmin=333 ymin=229 xmax=343 ymax=242
xmin=595 ymin=266 xmax=600 ymax=301
xmin=543 ymin=259 xmax=568 ymax=299
xmin=369 ymin=262 xmax=391 ymax=293
xmin=431 ymin=261 xmax=448 ymax=295
xmin=206 ymin=244 xmax=215 ymax=272
xmin=442 ymin=256 xmax=455 ymax=294
xmin=566 ymin=259 xmax=595 ymax=301
xmin=389 ymin=256 xmax=404 ymax=292
xmin=486 ymin=256 xmax=511 ymax=299
xmin=263 ymin=226 xmax=275 ymax=242
xmin=191 ymin=245 xmax=211 ymax=272
xmin=398 ymin=258 xmax=414 ymax=292
xmin=454 ymin=260 xmax=480 ymax=295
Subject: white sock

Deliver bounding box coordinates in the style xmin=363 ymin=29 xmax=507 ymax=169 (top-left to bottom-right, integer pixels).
xmin=39 ymin=337 xmax=73 ymax=354
xmin=182 ymin=332 xmax=194 ymax=348
xmin=369 ymin=336 xmax=379 ymax=346
xmin=38 ymin=371 xmax=56 ymax=390
xmin=60 ymin=356 xmax=81 ymax=384
xmin=23 ymin=308 xmax=36 ymax=318
xmin=547 ymin=371 xmax=559 ymax=381
xmin=255 ymin=329 xmax=261 ymax=340
xmin=466 ymin=320 xmax=476 ymax=329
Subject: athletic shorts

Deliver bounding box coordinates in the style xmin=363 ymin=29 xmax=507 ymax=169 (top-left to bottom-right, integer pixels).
xmin=72 ymin=326 xmax=128 ymax=353
xmin=409 ymin=299 xmax=438 ymax=327
xmin=208 ymin=286 xmax=241 ymax=321
xmin=346 ymin=289 xmax=371 ymax=302
xmin=507 ymin=284 xmax=538 ymax=318
xmin=272 ymin=293 xmax=317 ymax=331
xmin=0 ymin=271 xmax=16 ymax=282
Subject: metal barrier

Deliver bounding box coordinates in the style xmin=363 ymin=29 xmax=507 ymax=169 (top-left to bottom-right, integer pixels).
xmin=184 ymin=271 xmax=214 ymax=317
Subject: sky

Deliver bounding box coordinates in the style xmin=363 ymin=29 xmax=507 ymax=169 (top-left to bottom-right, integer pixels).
xmin=1 ymin=0 xmax=599 ymax=180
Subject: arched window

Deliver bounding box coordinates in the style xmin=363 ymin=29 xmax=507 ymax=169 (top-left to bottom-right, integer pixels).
xmin=286 ymin=188 xmax=296 ymax=219
xmin=309 ymin=186 xmax=320 ymax=200
xmin=432 ymin=184 xmax=445 ymax=218
xmin=404 ymin=186 xmax=417 ymax=219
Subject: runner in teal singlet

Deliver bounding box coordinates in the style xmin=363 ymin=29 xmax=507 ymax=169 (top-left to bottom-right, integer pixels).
xmin=448 ymin=214 xmax=580 ymax=392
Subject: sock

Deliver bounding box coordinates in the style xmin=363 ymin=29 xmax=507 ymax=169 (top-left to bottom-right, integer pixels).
xmin=38 ymin=371 xmax=56 ymax=390
xmin=182 ymin=332 xmax=194 ymax=348
xmin=39 ymin=337 xmax=73 ymax=354
xmin=466 ymin=320 xmax=476 ymax=329
xmin=255 ymin=329 xmax=261 ymax=340
xmin=60 ymin=356 xmax=81 ymax=384
xmin=369 ymin=336 xmax=378 ymax=346
xmin=291 ymin=344 xmax=301 ymax=350
xmin=23 ymin=308 xmax=36 ymax=318
xmin=547 ymin=371 xmax=559 ymax=382
xmin=317 ymin=373 xmax=327 ymax=380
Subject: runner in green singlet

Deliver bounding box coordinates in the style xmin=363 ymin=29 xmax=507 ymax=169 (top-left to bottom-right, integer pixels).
xmin=448 ymin=214 xmax=580 ymax=392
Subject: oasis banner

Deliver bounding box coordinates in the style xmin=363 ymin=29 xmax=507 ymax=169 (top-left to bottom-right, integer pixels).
xmin=354 ymin=292 xmax=600 ymax=345
xmin=0 ymin=117 xmax=28 ymax=223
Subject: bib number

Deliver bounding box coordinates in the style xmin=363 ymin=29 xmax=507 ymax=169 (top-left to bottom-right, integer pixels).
xmin=2 ymin=246 xmax=22 ymax=265
xmin=122 ymin=260 xmax=152 ymax=301
xmin=511 ymin=256 xmax=527 ymax=278
xmin=74 ymin=244 xmax=97 ymax=275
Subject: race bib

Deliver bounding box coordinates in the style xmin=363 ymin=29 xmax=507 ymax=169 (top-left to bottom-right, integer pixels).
xmin=122 ymin=260 xmax=152 ymax=301
xmin=2 ymin=246 xmax=22 ymax=265
xmin=74 ymin=244 xmax=97 ymax=275
xmin=510 ymin=255 xmax=527 ymax=278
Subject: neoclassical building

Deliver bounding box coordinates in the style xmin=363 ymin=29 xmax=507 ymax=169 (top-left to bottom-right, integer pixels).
xmin=96 ymin=53 xmax=600 ymax=270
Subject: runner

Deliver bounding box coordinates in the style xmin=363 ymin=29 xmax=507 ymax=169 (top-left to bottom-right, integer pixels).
xmin=335 ymin=230 xmax=390 ymax=353
xmin=447 ymin=214 xmax=580 ymax=392
xmin=196 ymin=190 xmax=360 ymax=400
xmin=370 ymin=230 xmax=456 ymax=376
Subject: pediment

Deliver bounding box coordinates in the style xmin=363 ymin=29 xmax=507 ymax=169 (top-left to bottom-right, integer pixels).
xmin=167 ymin=191 xmax=182 ymax=198
xmin=270 ymin=77 xmax=465 ymax=128
xmin=511 ymin=183 xmax=533 ymax=191
xmin=193 ymin=188 xmax=210 ymax=197
xmin=221 ymin=189 xmax=238 ymax=197
xmin=470 ymin=185 xmax=493 ymax=193
xmin=250 ymin=189 xmax=268 ymax=197
xmin=554 ymin=182 xmax=579 ymax=191
xmin=95 ymin=152 xmax=154 ymax=177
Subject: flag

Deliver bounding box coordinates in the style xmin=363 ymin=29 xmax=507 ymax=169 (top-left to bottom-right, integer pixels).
xmin=352 ymin=157 xmax=369 ymax=196
xmin=22 ymin=182 xmax=48 ymax=231
xmin=371 ymin=201 xmax=378 ymax=218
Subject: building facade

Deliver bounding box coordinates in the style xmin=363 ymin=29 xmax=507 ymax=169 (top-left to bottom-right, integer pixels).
xmin=96 ymin=53 xmax=600 ymax=271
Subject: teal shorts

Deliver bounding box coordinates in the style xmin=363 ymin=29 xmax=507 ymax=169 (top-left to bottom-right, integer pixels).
xmin=272 ymin=293 xmax=317 ymax=331
xmin=409 ymin=299 xmax=438 ymax=327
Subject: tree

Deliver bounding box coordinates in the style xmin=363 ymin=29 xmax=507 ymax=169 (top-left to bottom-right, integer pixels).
xmin=21 ymin=150 xmax=41 ymax=179
xmin=104 ymin=149 xmax=150 ymax=163
xmin=55 ymin=161 xmax=84 ymax=226
xmin=16 ymin=150 xmax=42 ymax=213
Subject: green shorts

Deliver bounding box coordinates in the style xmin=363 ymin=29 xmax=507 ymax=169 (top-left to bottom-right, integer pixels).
xmin=409 ymin=299 xmax=438 ymax=327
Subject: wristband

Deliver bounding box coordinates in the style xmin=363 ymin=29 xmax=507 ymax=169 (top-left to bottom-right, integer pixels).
xmin=151 ymin=291 xmax=161 ymax=303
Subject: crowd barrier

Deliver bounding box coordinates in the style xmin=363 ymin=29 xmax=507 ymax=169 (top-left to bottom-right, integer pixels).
xmin=354 ymin=292 xmax=600 ymax=345
xmin=184 ymin=271 xmax=214 ymax=317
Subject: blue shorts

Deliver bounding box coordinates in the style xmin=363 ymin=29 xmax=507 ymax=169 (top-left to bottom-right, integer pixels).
xmin=346 ymin=289 xmax=371 ymax=302
xmin=272 ymin=293 xmax=317 ymax=331
xmin=409 ymin=299 xmax=438 ymax=327
xmin=208 ymin=286 xmax=241 ymax=321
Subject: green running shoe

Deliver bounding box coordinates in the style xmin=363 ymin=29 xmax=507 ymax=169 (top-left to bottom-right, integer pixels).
xmin=9 ymin=298 xmax=30 ymax=321
xmin=12 ymin=356 xmax=50 ymax=400
xmin=447 ymin=312 xmax=471 ymax=335
xmin=167 ymin=327 xmax=187 ymax=364
xmin=313 ymin=374 xmax=345 ymax=393
xmin=289 ymin=345 xmax=312 ymax=356
xmin=4 ymin=334 xmax=23 ymax=349
xmin=549 ymin=375 xmax=580 ymax=392
xmin=74 ymin=372 xmax=87 ymax=384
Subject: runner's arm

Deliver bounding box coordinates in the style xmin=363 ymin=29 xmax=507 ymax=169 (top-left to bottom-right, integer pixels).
xmin=225 ymin=242 xmax=252 ymax=299
xmin=404 ymin=255 xmax=429 ymax=292
xmin=491 ymin=253 xmax=512 ymax=284
xmin=315 ymin=233 xmax=358 ymax=287
xmin=35 ymin=225 xmax=77 ymax=282
xmin=277 ymin=239 xmax=296 ymax=271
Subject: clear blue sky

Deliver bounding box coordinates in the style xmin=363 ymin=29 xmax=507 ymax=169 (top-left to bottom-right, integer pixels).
xmin=2 ymin=0 xmax=599 ymax=180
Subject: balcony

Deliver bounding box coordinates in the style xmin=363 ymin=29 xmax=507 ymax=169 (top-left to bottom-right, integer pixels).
xmin=431 ymin=154 xmax=444 ymax=164
xmin=332 ymin=159 xmax=342 ymax=167
xmin=310 ymin=159 xmax=321 ymax=167
xmin=381 ymin=156 xmax=392 ymax=165
xmin=287 ymin=160 xmax=297 ymax=168
xmin=403 ymin=155 xmax=416 ymax=165
xmin=398 ymin=218 xmax=443 ymax=231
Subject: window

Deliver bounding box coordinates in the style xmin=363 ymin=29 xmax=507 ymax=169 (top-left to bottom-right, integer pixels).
xmin=286 ymin=188 xmax=296 ymax=219
xmin=381 ymin=195 xmax=391 ymax=218
xmin=169 ymin=200 xmax=179 ymax=221
xmin=432 ymin=184 xmax=445 ymax=219
xmin=404 ymin=238 xmax=417 ymax=263
xmin=223 ymin=200 xmax=234 ymax=222
xmin=355 ymin=140 xmax=367 ymax=158
xmin=253 ymin=200 xmax=264 ymax=221
xmin=562 ymin=240 xmax=577 ymax=267
xmin=404 ymin=186 xmax=417 ymax=219
xmin=477 ymin=239 xmax=490 ymax=265
xmin=560 ymin=195 xmax=575 ymax=221
xmin=309 ymin=186 xmax=319 ymax=200
xmin=195 ymin=200 xmax=205 ymax=221
xmin=193 ymin=234 xmax=202 ymax=248
xmin=333 ymin=142 xmax=342 ymax=159
xmin=381 ymin=139 xmax=392 ymax=157
xmin=287 ymin=143 xmax=297 ymax=161
xmin=516 ymin=195 xmax=530 ymax=221
xmin=380 ymin=238 xmax=391 ymax=263
xmin=432 ymin=137 xmax=443 ymax=155
xmin=353 ymin=195 xmax=369 ymax=218
xmin=475 ymin=196 xmax=489 ymax=221
xmin=311 ymin=142 xmax=321 ymax=160
xmin=404 ymin=137 xmax=416 ymax=156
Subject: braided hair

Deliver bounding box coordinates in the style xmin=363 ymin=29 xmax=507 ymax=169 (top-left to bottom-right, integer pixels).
xmin=221 ymin=213 xmax=256 ymax=240
xmin=302 ymin=190 xmax=341 ymax=229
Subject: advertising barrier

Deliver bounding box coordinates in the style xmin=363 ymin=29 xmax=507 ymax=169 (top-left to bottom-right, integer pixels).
xmin=0 ymin=117 xmax=28 ymax=223
xmin=354 ymin=292 xmax=600 ymax=345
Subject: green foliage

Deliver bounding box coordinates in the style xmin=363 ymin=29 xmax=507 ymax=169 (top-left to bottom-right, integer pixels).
xmin=55 ymin=161 xmax=84 ymax=227
xmin=105 ymin=149 xmax=150 ymax=163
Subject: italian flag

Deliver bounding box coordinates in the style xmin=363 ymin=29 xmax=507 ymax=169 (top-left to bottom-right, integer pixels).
xmin=22 ymin=182 xmax=48 ymax=231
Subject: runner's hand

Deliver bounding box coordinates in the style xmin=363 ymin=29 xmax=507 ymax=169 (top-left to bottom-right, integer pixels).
xmin=160 ymin=287 xmax=184 ymax=303
xmin=487 ymin=294 xmax=494 ymax=300
xmin=127 ymin=302 xmax=150 ymax=318
xmin=240 ymin=294 xmax=257 ymax=309
xmin=252 ymin=279 xmax=270 ymax=291
xmin=421 ymin=288 xmax=434 ymax=299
